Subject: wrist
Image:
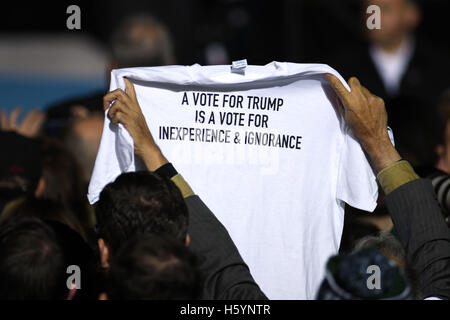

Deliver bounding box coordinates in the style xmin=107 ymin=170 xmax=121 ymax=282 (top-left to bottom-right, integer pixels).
xmin=139 ymin=142 xmax=169 ymax=171
xmin=362 ymin=135 xmax=402 ymax=173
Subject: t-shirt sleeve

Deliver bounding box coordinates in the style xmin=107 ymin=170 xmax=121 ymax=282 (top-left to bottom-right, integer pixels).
xmin=336 ymin=127 xmax=379 ymax=212
xmin=87 ymin=72 xmax=136 ymax=204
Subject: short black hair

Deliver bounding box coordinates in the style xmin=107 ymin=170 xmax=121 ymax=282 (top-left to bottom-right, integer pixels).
xmin=95 ymin=171 xmax=188 ymax=253
xmin=106 ymin=234 xmax=201 ymax=300
xmin=4 ymin=197 xmax=87 ymax=241
xmin=0 ymin=216 xmax=66 ymax=299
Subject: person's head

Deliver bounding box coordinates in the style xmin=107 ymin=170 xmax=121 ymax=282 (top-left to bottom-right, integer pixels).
xmin=364 ymin=0 xmax=421 ymax=50
xmin=353 ymin=232 xmax=418 ymax=296
xmin=317 ymin=248 xmax=412 ymax=300
xmin=101 ymin=234 xmax=201 ymax=300
xmin=109 ymin=14 xmax=175 ymax=69
xmin=38 ymin=137 xmax=86 ymax=199
xmin=36 ymin=137 xmax=93 ymax=234
xmin=0 ymin=131 xmax=44 ymax=211
xmin=0 ymin=216 xmax=67 ymax=299
xmin=95 ymin=171 xmax=189 ymax=269
xmin=353 ymin=232 xmax=406 ymax=268
xmin=64 ymin=113 xmax=104 ymax=183
xmin=0 ymin=197 xmax=87 ymax=242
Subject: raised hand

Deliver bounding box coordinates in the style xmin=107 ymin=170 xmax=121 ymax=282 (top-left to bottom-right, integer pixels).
xmin=103 ymin=78 xmax=168 ymax=171
xmin=0 ymin=107 xmax=45 ymax=138
xmin=326 ymin=74 xmax=401 ymax=172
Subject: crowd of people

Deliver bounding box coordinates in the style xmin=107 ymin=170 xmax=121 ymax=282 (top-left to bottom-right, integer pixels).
xmin=0 ymin=0 xmax=449 ymax=300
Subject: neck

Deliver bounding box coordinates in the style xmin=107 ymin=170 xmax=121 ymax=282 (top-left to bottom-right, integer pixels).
xmin=378 ymin=35 xmax=408 ymax=53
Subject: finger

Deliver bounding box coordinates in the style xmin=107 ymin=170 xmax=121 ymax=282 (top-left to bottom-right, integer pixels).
xmin=347 ymin=77 xmax=362 ymax=91
xmin=107 ymin=105 xmax=120 ymax=120
xmin=360 ymin=85 xmax=376 ymax=101
xmin=0 ymin=110 xmax=8 ymax=129
xmin=124 ymin=78 xmax=137 ymax=101
xmin=18 ymin=110 xmax=36 ymax=135
xmin=110 ymin=110 xmax=126 ymax=125
xmin=107 ymin=101 xmax=127 ymax=120
xmin=9 ymin=106 xmax=23 ymax=129
xmin=27 ymin=110 xmax=45 ymax=136
xmin=103 ymin=89 xmax=123 ymax=111
xmin=103 ymin=89 xmax=131 ymax=111
xmin=325 ymin=73 xmax=350 ymax=103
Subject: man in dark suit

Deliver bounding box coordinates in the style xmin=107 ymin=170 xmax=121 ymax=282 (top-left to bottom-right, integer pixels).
xmin=329 ymin=0 xmax=450 ymax=166
xmin=327 ymin=73 xmax=450 ymax=299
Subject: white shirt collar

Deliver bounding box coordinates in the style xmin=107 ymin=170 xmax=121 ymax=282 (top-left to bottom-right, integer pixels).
xmin=369 ymin=37 xmax=415 ymax=96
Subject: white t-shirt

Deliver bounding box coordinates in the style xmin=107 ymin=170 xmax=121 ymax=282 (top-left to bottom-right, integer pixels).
xmin=88 ymin=62 xmax=380 ymax=300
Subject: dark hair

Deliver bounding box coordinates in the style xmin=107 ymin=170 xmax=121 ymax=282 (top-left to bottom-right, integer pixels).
xmin=354 ymin=232 xmax=406 ymax=266
xmin=354 ymin=232 xmax=417 ymax=296
xmin=95 ymin=171 xmax=188 ymax=253
xmin=36 ymin=137 xmax=94 ymax=240
xmin=1 ymin=197 xmax=88 ymax=242
xmin=0 ymin=216 xmax=66 ymax=299
xmin=106 ymin=234 xmax=201 ymax=300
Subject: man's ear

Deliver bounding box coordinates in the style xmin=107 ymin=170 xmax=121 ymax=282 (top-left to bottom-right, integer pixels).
xmin=436 ymin=145 xmax=445 ymax=157
xmin=405 ymin=1 xmax=421 ymax=31
xmin=435 ymin=145 xmax=449 ymax=173
xmin=185 ymin=234 xmax=191 ymax=247
xmin=98 ymin=238 xmax=110 ymax=269
xmin=99 ymin=293 xmax=108 ymax=300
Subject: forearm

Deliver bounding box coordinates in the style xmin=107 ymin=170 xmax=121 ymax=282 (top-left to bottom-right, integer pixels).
xmin=140 ymin=143 xmax=169 ymax=172
xmin=140 ymin=142 xmax=193 ymax=198
xmin=362 ymin=133 xmax=402 ymax=174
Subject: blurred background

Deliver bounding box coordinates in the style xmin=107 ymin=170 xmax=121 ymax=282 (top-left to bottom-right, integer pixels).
xmin=1 ymin=0 xmax=450 ymax=246
xmin=1 ymin=0 xmax=449 ymax=112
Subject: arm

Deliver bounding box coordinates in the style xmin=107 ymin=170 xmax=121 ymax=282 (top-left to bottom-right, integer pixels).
xmin=382 ymin=171 xmax=450 ymax=299
xmin=104 ymin=79 xmax=267 ymax=300
xmin=327 ymin=74 xmax=450 ymax=299
xmin=156 ymin=164 xmax=266 ymax=299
